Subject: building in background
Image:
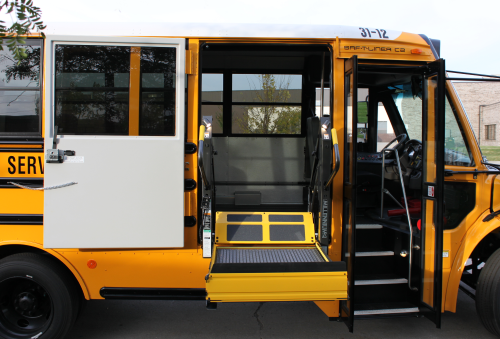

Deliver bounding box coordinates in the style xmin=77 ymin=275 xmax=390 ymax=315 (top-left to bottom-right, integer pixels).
xmin=453 ymin=81 xmax=500 ymax=146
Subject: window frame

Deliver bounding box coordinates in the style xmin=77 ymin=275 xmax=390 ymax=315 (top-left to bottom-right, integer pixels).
xmin=202 ymin=69 xmax=306 ymax=137
xmin=485 ymin=124 xmax=496 ymax=141
xmin=51 ymin=41 xmax=179 ymax=137
xmin=0 ymin=38 xmax=43 ymax=138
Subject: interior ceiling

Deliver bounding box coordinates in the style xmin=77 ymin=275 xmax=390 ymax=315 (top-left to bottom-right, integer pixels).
xmin=202 ymin=45 xmax=330 ymax=71
xmin=358 ymin=73 xmax=413 ymax=87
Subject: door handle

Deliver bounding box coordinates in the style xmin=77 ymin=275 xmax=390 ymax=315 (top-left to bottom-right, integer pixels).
xmin=46 ymin=149 xmax=76 ymax=163
xmin=46 ymin=125 xmax=75 ymax=163
xmin=8 ymin=181 xmax=78 ymax=191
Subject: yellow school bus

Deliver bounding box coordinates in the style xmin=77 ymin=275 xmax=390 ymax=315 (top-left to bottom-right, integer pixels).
xmin=1 ymin=23 xmax=500 ymax=338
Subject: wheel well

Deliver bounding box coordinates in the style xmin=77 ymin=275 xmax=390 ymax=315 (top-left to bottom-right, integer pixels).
xmin=0 ymin=245 xmax=86 ymax=301
xmin=462 ymin=228 xmax=500 ymax=289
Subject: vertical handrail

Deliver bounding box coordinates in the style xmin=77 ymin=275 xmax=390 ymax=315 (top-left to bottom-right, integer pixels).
xmin=381 ymin=148 xmax=418 ymax=292
xmin=320 ymin=52 xmax=325 ymax=117
xmin=198 ymin=125 xmax=210 ymax=190
xmin=380 ymin=152 xmax=386 ymax=218
xmin=325 ymin=128 xmax=340 ymax=189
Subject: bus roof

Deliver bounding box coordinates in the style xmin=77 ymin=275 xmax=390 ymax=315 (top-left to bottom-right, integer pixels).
xmin=44 ymin=22 xmax=407 ymax=41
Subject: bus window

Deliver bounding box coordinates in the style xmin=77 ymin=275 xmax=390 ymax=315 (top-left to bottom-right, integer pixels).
xmin=391 ymin=83 xmax=423 ymax=142
xmin=376 ymin=105 xmax=396 ymax=152
xmin=0 ymin=39 xmax=42 ymax=135
xmin=231 ymin=74 xmax=302 ymax=135
xmin=139 ymin=47 xmax=177 ymax=136
xmin=201 ymin=73 xmax=223 ymax=134
xmin=389 ymin=82 xmax=473 ymax=166
xmin=444 ymin=93 xmax=474 ymax=166
xmin=315 ymin=87 xmax=330 ymax=116
xmin=55 ymin=45 xmax=176 ymax=136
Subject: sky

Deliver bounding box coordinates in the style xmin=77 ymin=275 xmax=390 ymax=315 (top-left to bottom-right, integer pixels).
xmin=5 ymin=0 xmax=500 ymax=75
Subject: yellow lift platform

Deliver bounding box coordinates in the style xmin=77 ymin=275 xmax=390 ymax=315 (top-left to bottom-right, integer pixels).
xmin=205 ymin=212 xmax=348 ymax=302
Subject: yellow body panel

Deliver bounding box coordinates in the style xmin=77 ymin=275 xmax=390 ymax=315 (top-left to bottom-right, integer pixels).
xmin=0 ymin=225 xmax=90 ymax=299
xmin=338 ymin=36 xmax=434 ymax=61
xmin=183 ymin=39 xmax=201 ymax=250
xmin=440 ymin=79 xmax=492 ymax=312
xmin=445 ymin=206 xmax=500 ymax=312
xmin=206 ymin=271 xmax=347 ymax=302
xmin=57 ymin=248 xmax=210 ymax=299
xmin=0 ymin=189 xmax=43 ymax=214
xmin=314 ymin=301 xmax=340 ymax=318
xmin=128 ymin=46 xmax=141 ymax=136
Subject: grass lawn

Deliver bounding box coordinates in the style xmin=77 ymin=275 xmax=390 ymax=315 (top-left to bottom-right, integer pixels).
xmin=480 ymin=146 xmax=500 ymax=161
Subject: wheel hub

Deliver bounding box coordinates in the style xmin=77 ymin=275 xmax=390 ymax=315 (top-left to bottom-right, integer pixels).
xmin=14 ymin=292 xmax=37 ymax=314
xmin=0 ymin=277 xmax=52 ymax=334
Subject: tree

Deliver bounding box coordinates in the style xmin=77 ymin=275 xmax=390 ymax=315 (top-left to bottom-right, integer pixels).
xmin=234 ymin=74 xmax=301 ymax=134
xmin=0 ymin=0 xmax=45 ymax=63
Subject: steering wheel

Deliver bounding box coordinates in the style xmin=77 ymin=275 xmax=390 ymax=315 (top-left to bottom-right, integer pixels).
xmin=404 ymin=139 xmax=423 ymax=168
xmin=381 ymin=134 xmax=408 ymax=155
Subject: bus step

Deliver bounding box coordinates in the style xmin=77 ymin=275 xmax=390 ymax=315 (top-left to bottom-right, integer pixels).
xmin=355 ymin=274 xmax=408 ymax=285
xmin=354 ymin=302 xmax=418 ymax=316
xmin=347 ymin=251 xmax=394 ymax=257
xmin=356 ymin=224 xmax=383 ymax=229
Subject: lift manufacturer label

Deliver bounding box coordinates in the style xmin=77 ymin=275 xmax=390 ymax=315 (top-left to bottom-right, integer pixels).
xmin=203 ymin=229 xmax=212 ymax=258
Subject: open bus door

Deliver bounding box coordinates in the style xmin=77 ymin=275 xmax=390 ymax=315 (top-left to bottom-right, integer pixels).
xmin=340 ymin=56 xmax=445 ymax=331
xmin=341 ymin=55 xmax=358 ymax=332
xmin=419 ymin=59 xmax=445 ymax=327
xmin=42 ymin=36 xmax=186 ymax=248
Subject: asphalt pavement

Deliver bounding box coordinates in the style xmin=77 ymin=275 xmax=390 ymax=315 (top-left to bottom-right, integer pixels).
xmin=68 ymin=290 xmax=497 ymax=339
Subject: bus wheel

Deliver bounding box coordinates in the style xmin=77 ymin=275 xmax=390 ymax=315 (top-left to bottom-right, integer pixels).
xmin=476 ymin=247 xmax=500 ymax=336
xmin=0 ymin=253 xmax=78 ymax=339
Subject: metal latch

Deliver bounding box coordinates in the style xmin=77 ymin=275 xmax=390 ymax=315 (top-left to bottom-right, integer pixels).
xmin=46 ymin=126 xmax=75 ymax=163
xmin=46 ymin=149 xmax=76 ymax=163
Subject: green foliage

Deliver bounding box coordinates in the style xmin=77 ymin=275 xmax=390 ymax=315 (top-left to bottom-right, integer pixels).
xmin=235 ymin=74 xmax=301 ymax=134
xmin=0 ymin=0 xmax=45 ymax=63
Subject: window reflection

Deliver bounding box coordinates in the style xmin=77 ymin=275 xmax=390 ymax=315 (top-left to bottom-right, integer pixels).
xmin=54 ymin=45 xmax=177 ymax=136
xmin=0 ymin=40 xmax=42 ymax=135
xmin=55 ymin=45 xmax=131 ymax=135
xmin=139 ymin=47 xmax=176 ymax=136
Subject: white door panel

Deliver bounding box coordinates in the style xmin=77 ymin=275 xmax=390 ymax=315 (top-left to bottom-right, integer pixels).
xmin=43 ymin=36 xmax=185 ymax=248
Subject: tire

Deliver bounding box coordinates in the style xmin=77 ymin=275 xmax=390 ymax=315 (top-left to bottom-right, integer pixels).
xmin=476 ymin=248 xmax=500 ymax=336
xmin=0 ymin=253 xmax=79 ymax=339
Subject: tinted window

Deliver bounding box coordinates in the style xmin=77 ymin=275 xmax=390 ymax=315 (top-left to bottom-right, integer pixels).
xmin=55 ymin=45 xmax=130 ymax=135
xmin=139 ymin=47 xmax=176 ymax=136
xmin=54 ymin=45 xmax=177 ymax=136
xmin=0 ymin=40 xmax=42 ymax=135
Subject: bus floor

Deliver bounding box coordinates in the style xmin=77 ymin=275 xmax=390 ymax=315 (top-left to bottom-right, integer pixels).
xmin=69 ymin=290 xmax=494 ymax=339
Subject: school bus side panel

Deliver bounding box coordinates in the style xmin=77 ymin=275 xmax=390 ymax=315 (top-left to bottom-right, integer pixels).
xmin=446 ymin=209 xmax=500 ymax=312
xmin=0 ymin=225 xmax=91 ymax=299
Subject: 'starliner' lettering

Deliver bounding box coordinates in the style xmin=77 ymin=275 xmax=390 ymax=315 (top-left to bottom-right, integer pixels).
xmin=343 ymin=46 xmax=406 ymax=53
